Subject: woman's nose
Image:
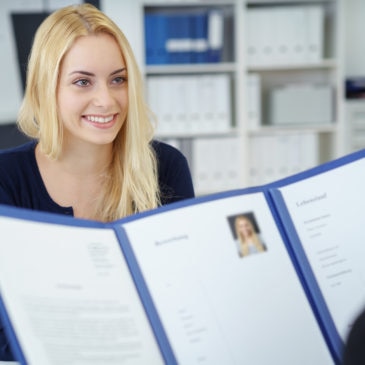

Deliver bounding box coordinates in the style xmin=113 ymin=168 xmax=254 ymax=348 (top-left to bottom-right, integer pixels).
xmin=93 ymin=84 xmax=114 ymax=107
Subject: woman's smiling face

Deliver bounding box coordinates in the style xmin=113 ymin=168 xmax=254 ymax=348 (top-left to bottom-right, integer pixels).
xmin=237 ymin=217 xmax=254 ymax=238
xmin=57 ymin=33 xmax=128 ymax=148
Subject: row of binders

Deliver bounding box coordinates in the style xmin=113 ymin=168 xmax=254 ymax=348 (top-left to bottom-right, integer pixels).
xmin=147 ymin=74 xmax=232 ymax=135
xmin=164 ymin=137 xmax=243 ymax=195
xmin=245 ymin=5 xmax=324 ymax=66
xmin=147 ymin=71 xmax=332 ymax=134
xmin=248 ymin=132 xmax=319 ymax=186
xmin=144 ymin=9 xmax=224 ymax=65
xmin=164 ymin=132 xmax=319 ymax=194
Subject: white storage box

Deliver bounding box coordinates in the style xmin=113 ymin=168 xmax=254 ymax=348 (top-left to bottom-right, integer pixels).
xmin=269 ymin=83 xmax=333 ymax=125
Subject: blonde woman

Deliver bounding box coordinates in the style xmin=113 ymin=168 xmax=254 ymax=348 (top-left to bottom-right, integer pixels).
xmin=234 ymin=215 xmax=266 ymax=257
xmin=0 ymin=4 xmax=194 ymax=222
xmin=0 ymin=4 xmax=194 ymax=360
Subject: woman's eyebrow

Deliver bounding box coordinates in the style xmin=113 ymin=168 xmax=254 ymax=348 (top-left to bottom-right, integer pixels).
xmin=68 ymin=68 xmax=126 ymax=77
xmin=110 ymin=68 xmax=127 ymax=76
xmin=68 ymin=70 xmax=94 ymax=76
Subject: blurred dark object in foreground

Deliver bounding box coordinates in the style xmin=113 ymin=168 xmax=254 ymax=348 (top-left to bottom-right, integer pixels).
xmin=346 ymin=77 xmax=365 ymax=99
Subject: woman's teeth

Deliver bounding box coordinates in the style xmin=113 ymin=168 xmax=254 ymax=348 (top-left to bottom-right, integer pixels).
xmin=86 ymin=115 xmax=113 ymax=123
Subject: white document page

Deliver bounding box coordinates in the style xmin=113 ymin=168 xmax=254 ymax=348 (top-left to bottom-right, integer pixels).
xmin=122 ymin=192 xmax=334 ymax=364
xmin=0 ymin=217 xmax=164 ymax=365
xmin=277 ymin=158 xmax=365 ymax=341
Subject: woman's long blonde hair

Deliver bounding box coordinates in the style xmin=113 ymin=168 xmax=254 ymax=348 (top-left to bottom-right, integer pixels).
xmin=17 ymin=3 xmax=160 ymax=222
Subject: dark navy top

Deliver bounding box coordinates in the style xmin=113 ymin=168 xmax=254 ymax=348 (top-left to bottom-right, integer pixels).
xmin=0 ymin=139 xmax=194 ymax=361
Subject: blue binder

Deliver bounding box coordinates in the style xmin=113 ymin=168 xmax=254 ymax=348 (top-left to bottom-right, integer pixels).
xmin=191 ymin=11 xmax=209 ymax=63
xmin=144 ymin=13 xmax=169 ymax=65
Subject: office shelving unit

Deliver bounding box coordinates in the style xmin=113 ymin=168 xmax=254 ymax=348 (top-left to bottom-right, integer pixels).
xmin=102 ymin=0 xmax=344 ymax=195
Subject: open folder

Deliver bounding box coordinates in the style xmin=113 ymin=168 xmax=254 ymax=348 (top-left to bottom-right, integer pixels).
xmin=1 ymin=148 xmax=365 ymax=364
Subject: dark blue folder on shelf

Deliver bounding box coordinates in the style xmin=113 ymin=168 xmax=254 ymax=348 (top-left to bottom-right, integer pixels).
xmin=144 ymin=9 xmax=224 ymax=65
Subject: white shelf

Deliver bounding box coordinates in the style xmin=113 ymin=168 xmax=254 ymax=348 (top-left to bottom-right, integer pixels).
xmin=146 ymin=62 xmax=237 ymax=74
xmin=248 ymin=124 xmax=337 ymax=135
xmin=247 ymin=59 xmax=338 ymax=72
xmin=155 ymin=128 xmax=240 ymax=139
xmin=247 ymin=0 xmax=335 ymax=4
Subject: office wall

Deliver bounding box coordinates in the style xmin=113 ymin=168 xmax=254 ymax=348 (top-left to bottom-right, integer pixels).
xmin=0 ymin=1 xmax=27 ymax=124
xmin=0 ymin=0 xmax=98 ymax=148
xmin=344 ymin=0 xmax=365 ymax=77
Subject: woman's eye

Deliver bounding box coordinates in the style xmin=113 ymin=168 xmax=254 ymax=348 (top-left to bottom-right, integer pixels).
xmin=74 ymin=79 xmax=90 ymax=87
xmin=112 ymin=76 xmax=127 ymax=85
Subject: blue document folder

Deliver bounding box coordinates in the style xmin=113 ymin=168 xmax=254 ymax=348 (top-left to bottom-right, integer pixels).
xmin=1 ymin=148 xmax=365 ymax=364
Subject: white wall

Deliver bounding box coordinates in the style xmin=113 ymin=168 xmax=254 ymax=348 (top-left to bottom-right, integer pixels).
xmin=344 ymin=0 xmax=365 ymax=77
xmin=0 ymin=1 xmax=34 ymax=124
xmin=0 ymin=0 xmax=84 ymax=124
xmin=101 ymin=0 xmax=144 ymax=70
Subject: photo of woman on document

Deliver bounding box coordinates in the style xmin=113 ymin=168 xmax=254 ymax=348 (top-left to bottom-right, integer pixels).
xmin=231 ymin=213 xmax=267 ymax=258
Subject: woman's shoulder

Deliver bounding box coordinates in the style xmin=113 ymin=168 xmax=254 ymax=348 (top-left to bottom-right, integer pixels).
xmin=151 ymin=140 xmax=188 ymax=166
xmin=0 ymin=141 xmax=37 ymax=172
xmin=0 ymin=141 xmax=36 ymax=157
xmin=151 ymin=139 xmax=184 ymax=157
xmin=151 ymin=140 xmax=195 ymax=203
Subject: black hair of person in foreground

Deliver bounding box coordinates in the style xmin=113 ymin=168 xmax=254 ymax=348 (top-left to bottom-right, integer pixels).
xmin=342 ymin=308 xmax=365 ymax=365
